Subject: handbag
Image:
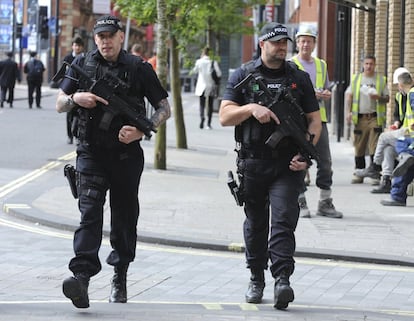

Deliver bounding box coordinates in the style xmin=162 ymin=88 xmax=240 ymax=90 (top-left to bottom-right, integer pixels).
xmin=211 ymin=60 xmax=220 ymax=85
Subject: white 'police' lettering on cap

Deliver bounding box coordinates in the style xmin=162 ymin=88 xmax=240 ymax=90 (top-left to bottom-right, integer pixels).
xmin=96 ymin=19 xmax=117 ymax=26
xmin=259 ymin=26 xmax=289 ymax=42
xmin=94 ymin=17 xmax=123 ymax=31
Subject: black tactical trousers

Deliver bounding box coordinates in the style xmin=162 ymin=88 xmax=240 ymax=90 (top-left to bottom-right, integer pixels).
xmin=238 ymin=156 xmax=303 ymax=277
xmin=69 ymin=143 xmax=144 ymax=277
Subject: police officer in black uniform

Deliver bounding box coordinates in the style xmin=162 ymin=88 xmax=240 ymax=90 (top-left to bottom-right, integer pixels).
xmin=219 ymin=22 xmax=321 ymax=310
xmin=55 ymin=15 xmax=171 ymax=309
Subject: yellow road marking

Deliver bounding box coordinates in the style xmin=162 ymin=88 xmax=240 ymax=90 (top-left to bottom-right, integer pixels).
xmin=3 ymin=204 xmax=31 ymax=210
xmin=202 ymin=303 xmax=223 ymax=310
xmin=240 ymin=303 xmax=259 ymax=311
xmin=0 ymin=300 xmax=413 ymax=317
xmin=0 ymin=217 xmax=73 ymax=239
xmin=0 ymin=151 xmax=75 ymax=198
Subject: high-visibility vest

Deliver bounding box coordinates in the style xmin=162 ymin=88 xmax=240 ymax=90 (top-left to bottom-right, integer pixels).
xmin=291 ymin=56 xmax=328 ymax=122
xmin=402 ymin=88 xmax=414 ymax=130
xmin=350 ymin=73 xmax=387 ymax=126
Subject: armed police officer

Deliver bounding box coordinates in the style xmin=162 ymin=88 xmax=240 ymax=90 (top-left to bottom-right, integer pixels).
xmin=219 ymin=22 xmax=321 ymax=310
xmin=55 ymin=15 xmax=171 ymax=309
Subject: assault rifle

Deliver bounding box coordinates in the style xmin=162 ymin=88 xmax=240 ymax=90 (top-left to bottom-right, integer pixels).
xmin=234 ymin=73 xmax=319 ymax=166
xmin=53 ymin=61 xmax=156 ymax=138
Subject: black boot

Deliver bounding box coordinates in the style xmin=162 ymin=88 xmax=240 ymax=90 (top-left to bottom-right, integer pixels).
xmin=245 ymin=269 xmax=265 ymax=303
xmin=109 ymin=265 xmax=128 ymax=303
xmin=371 ymin=175 xmax=391 ymax=194
xmin=62 ymin=272 xmax=90 ymax=308
xmin=273 ymin=270 xmax=294 ymax=310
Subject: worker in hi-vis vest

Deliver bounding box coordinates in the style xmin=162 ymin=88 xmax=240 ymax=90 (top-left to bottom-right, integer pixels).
xmin=291 ymin=24 xmax=343 ymax=219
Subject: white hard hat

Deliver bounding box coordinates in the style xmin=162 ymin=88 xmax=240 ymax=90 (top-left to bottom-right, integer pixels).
xmin=393 ymin=67 xmax=410 ymax=84
xmin=295 ymin=24 xmax=317 ymax=39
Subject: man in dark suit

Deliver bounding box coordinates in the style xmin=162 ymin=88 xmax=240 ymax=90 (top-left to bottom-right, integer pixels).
xmin=24 ymin=51 xmax=45 ymax=109
xmin=0 ymin=52 xmax=21 ymax=108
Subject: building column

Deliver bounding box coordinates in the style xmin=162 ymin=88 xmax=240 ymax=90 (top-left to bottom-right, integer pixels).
xmin=364 ymin=10 xmax=375 ymax=57
xmin=374 ymin=1 xmax=387 ymax=75
xmin=351 ymin=8 xmax=365 ymax=74
xmin=387 ymin=0 xmax=403 ymax=125
xmin=405 ymin=0 xmax=414 ymax=71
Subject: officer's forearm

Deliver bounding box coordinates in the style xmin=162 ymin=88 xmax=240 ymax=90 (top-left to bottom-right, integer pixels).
xmin=219 ymin=101 xmax=257 ymax=126
xmin=150 ymin=98 xmax=171 ymax=128
xmin=56 ymin=91 xmax=76 ymax=113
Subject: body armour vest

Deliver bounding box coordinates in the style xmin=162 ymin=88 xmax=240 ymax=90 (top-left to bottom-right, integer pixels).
xmin=76 ymin=50 xmax=146 ymax=149
xmin=236 ymin=61 xmax=304 ymax=151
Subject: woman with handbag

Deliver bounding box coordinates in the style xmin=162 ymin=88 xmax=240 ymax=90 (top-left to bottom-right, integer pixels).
xmin=191 ymin=47 xmax=222 ymax=129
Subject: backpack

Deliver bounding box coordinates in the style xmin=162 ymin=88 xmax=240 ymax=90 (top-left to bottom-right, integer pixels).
xmin=211 ymin=60 xmax=220 ymax=85
xmin=26 ymin=59 xmax=43 ymax=78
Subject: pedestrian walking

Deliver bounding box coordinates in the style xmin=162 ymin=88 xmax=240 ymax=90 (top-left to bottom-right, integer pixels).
xmin=291 ymin=24 xmax=342 ymax=219
xmin=55 ymin=15 xmax=171 ymax=309
xmin=23 ymin=51 xmax=45 ymax=109
xmin=219 ymin=22 xmax=321 ymax=310
xmin=0 ymin=51 xmax=21 ymax=108
xmin=191 ymin=47 xmax=222 ymax=129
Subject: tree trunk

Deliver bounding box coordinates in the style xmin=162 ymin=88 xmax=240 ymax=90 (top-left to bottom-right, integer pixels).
xmin=154 ymin=0 xmax=168 ymax=170
xmin=206 ymin=17 xmax=212 ymax=48
xmin=170 ymin=35 xmax=187 ymax=149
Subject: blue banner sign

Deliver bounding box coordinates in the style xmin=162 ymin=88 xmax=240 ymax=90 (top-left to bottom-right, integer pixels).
xmin=0 ymin=0 xmax=12 ymax=50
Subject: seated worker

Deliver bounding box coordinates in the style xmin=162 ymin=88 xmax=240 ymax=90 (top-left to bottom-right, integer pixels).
xmin=354 ymin=69 xmax=413 ymax=193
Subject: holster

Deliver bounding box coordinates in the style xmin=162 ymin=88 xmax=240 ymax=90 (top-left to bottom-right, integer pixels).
xmin=227 ymin=171 xmax=244 ymax=206
xmin=64 ymin=164 xmax=78 ymax=199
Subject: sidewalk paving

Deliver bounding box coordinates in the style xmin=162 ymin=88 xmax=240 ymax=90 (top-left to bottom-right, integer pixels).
xmin=4 ymin=83 xmax=414 ymax=267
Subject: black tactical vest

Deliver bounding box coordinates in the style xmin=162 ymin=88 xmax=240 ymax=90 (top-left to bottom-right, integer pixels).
xmin=76 ymin=50 xmax=146 ymax=148
xmin=235 ymin=61 xmax=301 ymax=150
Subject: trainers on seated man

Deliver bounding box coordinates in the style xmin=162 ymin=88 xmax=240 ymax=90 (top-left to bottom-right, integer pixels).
xmin=393 ymin=152 xmax=414 ymax=177
xmin=381 ymin=159 xmax=414 ymax=207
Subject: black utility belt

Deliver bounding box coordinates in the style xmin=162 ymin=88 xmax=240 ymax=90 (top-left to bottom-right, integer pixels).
xmin=238 ymin=148 xmax=293 ymax=160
